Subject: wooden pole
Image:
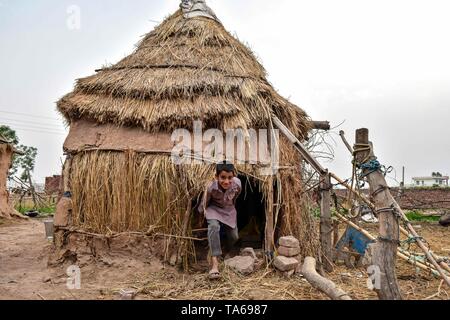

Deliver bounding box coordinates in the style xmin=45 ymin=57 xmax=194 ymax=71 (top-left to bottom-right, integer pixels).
xmin=302 ymin=257 xmax=352 ymax=300
xmin=272 ymin=116 xmax=327 ymax=176
xmin=27 ymin=170 xmax=38 ymax=210
xmin=265 ymin=176 xmax=275 ymax=262
xmin=320 ymin=172 xmax=334 ymax=272
xmin=354 ymin=128 xmax=403 ymax=300
xmin=310 ymin=121 xmax=331 ymax=131
xmin=339 ymin=131 xmax=354 ymax=154
xmin=177 ymin=200 xmax=193 ymax=267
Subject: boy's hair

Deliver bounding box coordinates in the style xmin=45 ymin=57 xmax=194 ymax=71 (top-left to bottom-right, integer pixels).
xmin=216 ymin=161 xmax=235 ymax=175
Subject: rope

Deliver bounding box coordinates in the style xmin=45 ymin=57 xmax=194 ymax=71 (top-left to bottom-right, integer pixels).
xmin=377 ymin=236 xmax=401 ymax=246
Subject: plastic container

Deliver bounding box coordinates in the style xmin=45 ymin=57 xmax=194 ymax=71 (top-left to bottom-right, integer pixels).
xmin=44 ymin=219 xmax=54 ymax=240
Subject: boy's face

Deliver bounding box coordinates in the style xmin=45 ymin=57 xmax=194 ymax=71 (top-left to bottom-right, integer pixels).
xmin=216 ymin=171 xmax=234 ymax=190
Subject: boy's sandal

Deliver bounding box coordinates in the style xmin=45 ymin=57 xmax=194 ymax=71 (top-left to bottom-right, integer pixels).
xmin=209 ymin=271 xmax=221 ymax=280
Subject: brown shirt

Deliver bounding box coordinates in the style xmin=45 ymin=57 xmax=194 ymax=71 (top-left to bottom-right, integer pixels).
xmin=199 ymin=177 xmax=242 ymax=228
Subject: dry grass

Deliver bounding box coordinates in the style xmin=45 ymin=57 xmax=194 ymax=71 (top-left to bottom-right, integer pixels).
xmin=103 ymin=260 xmax=448 ymax=300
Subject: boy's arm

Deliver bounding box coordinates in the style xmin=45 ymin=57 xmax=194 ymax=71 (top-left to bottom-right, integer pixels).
xmin=198 ymin=182 xmax=213 ymax=215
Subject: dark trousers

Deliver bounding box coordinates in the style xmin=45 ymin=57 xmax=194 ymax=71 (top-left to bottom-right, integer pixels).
xmin=207 ymin=219 xmax=239 ymax=257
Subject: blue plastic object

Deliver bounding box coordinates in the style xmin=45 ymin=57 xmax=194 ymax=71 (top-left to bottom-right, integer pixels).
xmin=336 ymin=226 xmax=374 ymax=255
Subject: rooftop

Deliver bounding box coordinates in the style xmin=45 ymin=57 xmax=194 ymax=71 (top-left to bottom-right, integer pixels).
xmin=413 ymin=176 xmax=449 ymax=180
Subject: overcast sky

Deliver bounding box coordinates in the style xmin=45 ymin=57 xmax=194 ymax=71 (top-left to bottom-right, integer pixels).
xmin=1 ymin=0 xmax=449 ymax=185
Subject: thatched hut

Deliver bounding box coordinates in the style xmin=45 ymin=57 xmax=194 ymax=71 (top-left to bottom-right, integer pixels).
xmin=55 ymin=1 xmax=319 ymax=264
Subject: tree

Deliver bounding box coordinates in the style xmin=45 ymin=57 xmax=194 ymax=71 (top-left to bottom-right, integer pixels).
xmin=0 ymin=126 xmax=38 ymax=181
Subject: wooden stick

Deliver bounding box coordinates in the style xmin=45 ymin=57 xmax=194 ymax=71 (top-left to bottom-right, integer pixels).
xmin=395 ymin=207 xmax=450 ymax=287
xmin=320 ymin=172 xmax=334 ymax=272
xmin=264 ymin=176 xmax=275 ymax=259
xmin=177 ymin=193 xmax=193 ymax=266
xmin=57 ymin=227 xmax=205 ymax=242
xmin=339 ymin=131 xmax=354 ymax=154
xmin=301 ymin=257 xmax=352 ymax=300
xmin=272 ymin=116 xmax=327 ymax=175
xmin=311 ymin=121 xmax=331 ymax=131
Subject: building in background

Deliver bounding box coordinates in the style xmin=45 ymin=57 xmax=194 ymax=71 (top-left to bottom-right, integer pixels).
xmin=412 ymin=173 xmax=449 ymax=187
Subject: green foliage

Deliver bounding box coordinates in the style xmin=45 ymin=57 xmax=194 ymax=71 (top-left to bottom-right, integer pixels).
xmin=0 ymin=125 xmax=38 ymax=179
xmin=405 ymin=210 xmax=440 ymax=222
xmin=17 ymin=145 xmax=38 ymax=181
xmin=15 ymin=204 xmax=56 ymax=217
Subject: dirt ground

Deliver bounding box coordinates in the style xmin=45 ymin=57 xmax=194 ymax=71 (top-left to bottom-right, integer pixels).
xmin=0 ymin=218 xmax=449 ymax=300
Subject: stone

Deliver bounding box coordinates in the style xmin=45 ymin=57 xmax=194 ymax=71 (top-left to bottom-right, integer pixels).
xmin=439 ymin=214 xmax=450 ymax=227
xmin=225 ymin=256 xmax=255 ymax=275
xmin=278 ymin=236 xmax=300 ymax=249
xmin=273 ymin=256 xmax=299 ymax=272
xmin=100 ymin=257 xmax=114 ymax=267
xmin=240 ymin=248 xmax=257 ymax=261
xmin=119 ymin=289 xmax=137 ymax=300
xmin=278 ymin=246 xmax=301 ymax=257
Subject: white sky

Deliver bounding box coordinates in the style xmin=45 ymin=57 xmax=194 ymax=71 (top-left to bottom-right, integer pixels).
xmin=1 ymin=0 xmax=449 ymax=184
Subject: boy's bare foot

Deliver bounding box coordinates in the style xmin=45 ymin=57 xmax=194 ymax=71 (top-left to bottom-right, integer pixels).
xmin=209 ymin=257 xmax=221 ymax=280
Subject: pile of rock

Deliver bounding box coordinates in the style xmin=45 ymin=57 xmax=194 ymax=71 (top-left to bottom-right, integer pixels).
xmin=273 ymin=236 xmax=302 ymax=277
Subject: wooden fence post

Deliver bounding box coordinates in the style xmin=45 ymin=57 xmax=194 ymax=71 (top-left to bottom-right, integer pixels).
xmin=354 ymin=128 xmax=403 ymax=300
xmin=320 ymin=172 xmax=334 ymax=272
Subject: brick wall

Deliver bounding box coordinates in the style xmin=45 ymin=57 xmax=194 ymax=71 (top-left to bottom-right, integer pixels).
xmin=44 ymin=175 xmax=61 ymax=195
xmin=335 ymin=188 xmax=450 ymax=210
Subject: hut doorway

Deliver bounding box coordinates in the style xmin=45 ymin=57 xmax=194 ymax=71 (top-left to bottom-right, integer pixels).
xmin=235 ymin=175 xmax=265 ymax=249
xmin=192 ymin=175 xmax=266 ymax=261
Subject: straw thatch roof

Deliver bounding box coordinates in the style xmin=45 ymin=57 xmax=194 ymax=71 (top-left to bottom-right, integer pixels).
xmin=57 ymin=9 xmax=310 ymax=137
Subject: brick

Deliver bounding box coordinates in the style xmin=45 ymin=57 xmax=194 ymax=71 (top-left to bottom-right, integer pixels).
xmin=273 ymin=256 xmax=299 ymax=272
xmin=278 ymin=236 xmax=300 ymax=249
xmin=278 ymin=246 xmax=301 ymax=257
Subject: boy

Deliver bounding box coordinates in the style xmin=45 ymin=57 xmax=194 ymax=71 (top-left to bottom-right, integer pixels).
xmin=199 ymin=161 xmax=242 ymax=280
